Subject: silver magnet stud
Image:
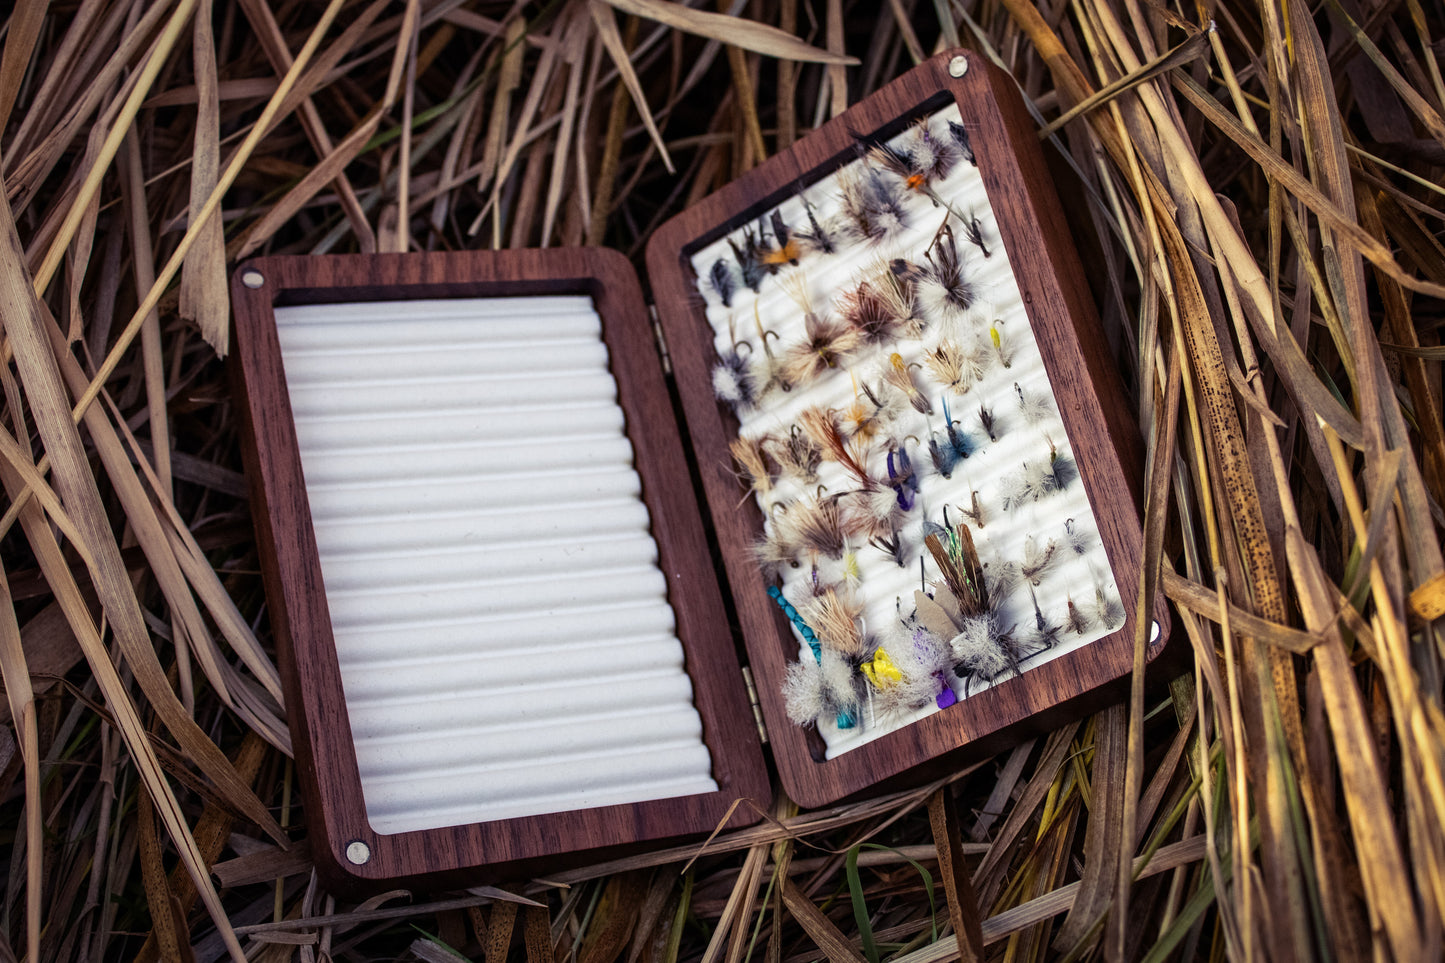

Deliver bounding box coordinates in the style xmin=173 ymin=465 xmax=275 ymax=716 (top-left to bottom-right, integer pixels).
xmin=241 ymin=269 xmax=265 ymax=289
xmin=345 ymin=840 xmax=371 ymax=865
xmin=948 ymin=55 xmax=968 ymax=78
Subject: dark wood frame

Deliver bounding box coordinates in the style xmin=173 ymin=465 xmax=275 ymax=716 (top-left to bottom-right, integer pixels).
xmin=230 ymin=248 xmax=770 ymax=890
xmin=646 ymin=49 xmax=1171 ymax=809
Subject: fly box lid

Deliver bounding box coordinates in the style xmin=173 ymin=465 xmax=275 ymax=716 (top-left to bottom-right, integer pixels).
xmin=231 ymin=49 xmax=1170 ymax=893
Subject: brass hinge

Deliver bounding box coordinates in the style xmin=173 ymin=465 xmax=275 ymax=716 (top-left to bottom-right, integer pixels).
xmin=648 ymin=304 xmax=672 ymax=375
xmin=741 ymin=665 xmax=768 ymax=744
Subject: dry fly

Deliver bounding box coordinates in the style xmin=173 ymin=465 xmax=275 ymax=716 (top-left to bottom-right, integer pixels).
xmin=1035 ymin=445 xmax=1077 ymax=493
xmin=766 ymin=425 xmax=822 ymax=483
xmin=1065 ymin=518 xmax=1093 ymax=556
xmin=948 ymin=120 xmax=976 ymax=166
xmin=816 ymin=548 xmax=862 ymax=590
xmin=949 ymin=615 xmax=1015 ymax=688
xmin=1026 ymin=584 xmax=1061 ymax=649
xmin=861 ymin=122 xmax=965 ymax=218
xmin=1021 ymin=536 xmax=1059 ymax=585
xmin=753 ymin=515 xmax=801 ymax=572
xmin=711 ymin=345 xmax=755 ymax=412
xmin=989 ymin=321 xmax=1012 ymax=368
xmin=729 ymin=436 xmax=773 ymax=503
xmin=1067 ymin=597 xmax=1093 ymax=635
xmin=843 ymin=487 xmax=903 ymax=540
xmin=783 ymin=648 xmax=860 ymax=729
xmin=925 ymin=518 xmax=988 ymax=616
xmin=780 ymin=282 xmax=863 ymax=386
xmin=711 ymin=317 xmax=756 ymax=411
xmin=793 ymin=192 xmax=836 ymax=254
xmin=924 ymin=339 xmax=987 ymax=395
xmin=883 ymin=353 xmax=933 ymax=415
xmin=840 ymin=386 xmax=878 ymax=443
xmin=870 ymin=526 xmax=910 ymax=567
xmin=780 ymin=310 xmax=855 ymax=387
xmin=837 ymin=164 xmax=909 ymax=243
xmin=928 ymin=431 xmax=960 ymax=478
xmin=840 ymin=378 xmax=900 ymax=443
xmin=909 ymin=224 xmax=975 ymax=324
xmin=939 ymin=396 xmax=974 ymax=461
xmin=798 ymin=406 xmax=876 ymax=490
xmin=963 ymin=211 xmax=991 ymax=257
xmin=1014 ymin=382 xmax=1053 ymax=428
xmin=764 ymin=210 xmax=802 ymax=269
xmin=807 ymin=589 xmax=867 ymax=658
xmin=908 ymin=117 xmax=961 ymax=181
xmin=776 ymin=495 xmax=847 ymax=559
xmin=872 ymin=263 xmax=924 ymax=337
xmin=1002 ymin=462 xmax=1052 ymax=507
xmin=1091 ymin=577 xmax=1125 ymax=630
xmin=708 ymin=259 xmax=736 ymax=307
xmin=959 ymin=490 xmax=985 ymax=528
xmin=838 ymin=280 xmax=903 ymax=344
xmin=866 ymin=136 xmax=930 ymax=194
xmin=730 ymin=224 xmax=766 ymax=291
xmin=977 ymin=402 xmax=999 ymax=443
xmin=1000 ymin=466 xmax=1034 ymax=507
xmin=886 ymin=444 xmax=919 ymax=511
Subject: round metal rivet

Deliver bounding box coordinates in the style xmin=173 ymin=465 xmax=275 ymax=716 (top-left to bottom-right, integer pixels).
xmin=345 ymin=840 xmax=371 ymax=865
xmin=948 ymin=55 xmax=968 ymax=78
xmin=241 ymin=269 xmax=265 ymax=289
xmin=1150 ymin=621 xmax=1162 ymax=644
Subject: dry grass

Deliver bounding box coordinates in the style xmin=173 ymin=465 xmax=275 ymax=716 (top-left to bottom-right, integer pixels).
xmin=1 ymin=0 xmax=1444 ymax=960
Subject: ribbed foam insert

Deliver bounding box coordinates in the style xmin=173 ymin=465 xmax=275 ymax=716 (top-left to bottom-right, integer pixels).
xmin=273 ymin=295 xmax=718 ymax=835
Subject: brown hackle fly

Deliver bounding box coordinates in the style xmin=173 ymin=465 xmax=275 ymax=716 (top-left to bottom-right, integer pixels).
xmin=883 ymin=352 xmax=933 ymax=415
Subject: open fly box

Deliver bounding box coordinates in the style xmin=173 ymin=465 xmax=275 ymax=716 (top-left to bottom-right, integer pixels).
xmin=231 ymin=50 xmax=1170 ymax=892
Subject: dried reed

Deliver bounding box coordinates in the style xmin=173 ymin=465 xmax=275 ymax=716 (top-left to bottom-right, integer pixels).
xmin=1 ymin=0 xmax=1442 ymax=961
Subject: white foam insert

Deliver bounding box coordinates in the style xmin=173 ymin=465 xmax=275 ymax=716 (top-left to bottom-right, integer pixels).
xmin=689 ymin=104 xmax=1125 ymax=758
xmin=273 ymin=295 xmax=718 ymax=835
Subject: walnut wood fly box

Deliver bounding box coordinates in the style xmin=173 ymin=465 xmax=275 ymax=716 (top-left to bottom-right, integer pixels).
xmin=231 ymin=49 xmax=1169 ymax=891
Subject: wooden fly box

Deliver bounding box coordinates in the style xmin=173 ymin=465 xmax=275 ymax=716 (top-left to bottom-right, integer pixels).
xmin=231 ymin=49 xmax=1169 ymax=891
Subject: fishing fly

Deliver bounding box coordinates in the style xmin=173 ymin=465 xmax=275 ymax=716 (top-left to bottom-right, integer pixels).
xmin=904 ymin=224 xmax=975 ymax=325
xmin=948 ymin=120 xmax=976 ymax=166
xmin=963 ymin=211 xmax=991 ymax=258
xmin=708 ymin=259 xmax=736 ymax=307
xmin=764 ymin=210 xmax=802 ymax=269
xmin=730 ymin=225 xmax=766 ymax=291
xmin=766 ymin=425 xmax=822 ymax=483
xmin=780 ymin=275 xmax=863 ymax=387
xmin=883 ymin=352 xmax=933 ymax=415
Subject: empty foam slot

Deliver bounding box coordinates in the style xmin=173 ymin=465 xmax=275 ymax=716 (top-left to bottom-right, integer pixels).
xmin=274 ymin=295 xmax=718 ymax=834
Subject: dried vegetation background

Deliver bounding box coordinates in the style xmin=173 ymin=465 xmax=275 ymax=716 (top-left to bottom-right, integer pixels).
xmin=2 ymin=0 xmax=1445 ymax=959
